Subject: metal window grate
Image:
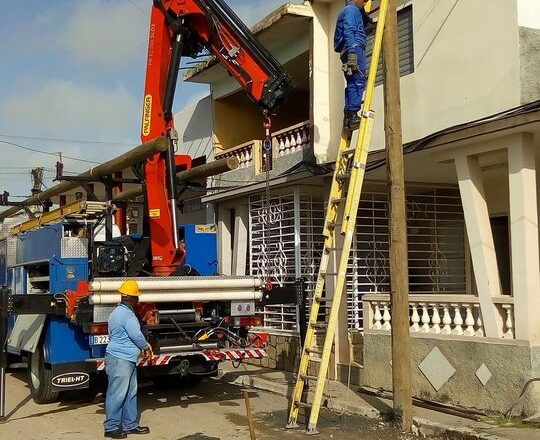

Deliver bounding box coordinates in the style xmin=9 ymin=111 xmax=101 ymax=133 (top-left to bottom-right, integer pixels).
xmin=248 ymin=184 xmax=465 ymax=333
xmin=348 ymin=185 xmax=466 ymax=329
xmin=249 ymin=190 xmax=324 ymax=332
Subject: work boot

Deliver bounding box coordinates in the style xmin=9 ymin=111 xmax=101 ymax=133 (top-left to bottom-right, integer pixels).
xmin=125 ymin=426 xmax=150 ymax=435
xmin=104 ymin=430 xmax=127 ymax=439
xmin=345 ymin=110 xmax=360 ymax=132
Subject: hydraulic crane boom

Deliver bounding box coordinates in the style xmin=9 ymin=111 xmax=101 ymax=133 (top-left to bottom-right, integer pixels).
xmin=142 ymin=0 xmax=293 ymax=276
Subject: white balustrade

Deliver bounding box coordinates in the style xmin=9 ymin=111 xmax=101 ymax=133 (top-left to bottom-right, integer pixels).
xmin=430 ymin=303 xmax=441 ymax=334
xmin=215 ymin=141 xmax=255 ymax=169
xmin=441 ymin=305 xmax=452 ymax=335
xmin=381 ymin=303 xmax=391 ymax=330
xmin=272 ymin=121 xmax=311 ymax=157
xmin=502 ymin=304 xmax=514 ymax=339
xmin=420 ymin=304 xmax=430 ymax=333
xmin=364 ymin=294 xmax=515 ymax=340
xmin=410 ymin=304 xmax=420 ymax=332
xmin=464 ymin=305 xmax=476 ymax=336
xmin=214 ymin=122 xmax=311 ymax=173
xmin=452 ymin=304 xmax=464 ymax=336
xmin=373 ymin=303 xmax=382 ymax=330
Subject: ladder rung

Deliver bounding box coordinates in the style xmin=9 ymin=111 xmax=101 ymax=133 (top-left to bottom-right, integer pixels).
xmin=341 ymin=148 xmax=356 ymax=156
xmin=326 ymin=220 xmax=342 ymax=229
xmin=324 ymin=247 xmax=342 ymax=252
xmin=294 ymin=401 xmax=312 ymax=409
xmin=330 ymin=197 xmax=346 ymax=204
xmin=310 ymin=322 xmax=328 ymax=330
xmin=305 ymin=347 xmax=324 ymax=356
xmin=336 ymin=173 xmax=350 ymax=181
xmin=314 ymin=296 xmax=332 ymax=303
xmin=300 ymin=374 xmax=318 ymax=381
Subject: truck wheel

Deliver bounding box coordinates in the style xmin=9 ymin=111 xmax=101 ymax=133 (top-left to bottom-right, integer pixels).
xmin=28 ymin=344 xmax=59 ymax=404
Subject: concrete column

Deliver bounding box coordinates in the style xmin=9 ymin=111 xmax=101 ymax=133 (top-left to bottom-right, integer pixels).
xmin=217 ymin=205 xmax=232 ymax=276
xmin=309 ymin=2 xmax=332 ymax=163
xmin=508 ymin=133 xmax=540 ymax=343
xmin=455 ymin=154 xmax=503 ymax=337
xmin=232 ymin=204 xmax=249 ymax=276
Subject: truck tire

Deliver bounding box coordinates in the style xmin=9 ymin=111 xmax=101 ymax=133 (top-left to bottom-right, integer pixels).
xmin=28 ymin=344 xmax=59 ymax=404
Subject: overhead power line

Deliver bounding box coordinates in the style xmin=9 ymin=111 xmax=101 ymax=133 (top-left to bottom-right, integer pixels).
xmin=0 ymin=133 xmax=130 ymax=147
xmin=0 ymin=166 xmax=55 ymax=170
xmin=0 ymin=140 xmax=102 ymax=165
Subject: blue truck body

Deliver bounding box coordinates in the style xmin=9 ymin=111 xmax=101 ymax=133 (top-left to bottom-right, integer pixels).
xmin=1 ymin=221 xmax=218 ymax=392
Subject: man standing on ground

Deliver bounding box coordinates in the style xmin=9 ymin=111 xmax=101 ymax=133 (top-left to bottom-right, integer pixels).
xmin=104 ymin=280 xmax=153 ymax=439
xmin=334 ymin=0 xmax=373 ymax=131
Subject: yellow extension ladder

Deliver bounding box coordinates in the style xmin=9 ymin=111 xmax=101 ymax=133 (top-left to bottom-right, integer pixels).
xmin=286 ymin=0 xmax=389 ymax=434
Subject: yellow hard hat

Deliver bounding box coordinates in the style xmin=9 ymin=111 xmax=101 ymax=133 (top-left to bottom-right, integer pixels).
xmin=118 ymin=280 xmax=140 ymax=297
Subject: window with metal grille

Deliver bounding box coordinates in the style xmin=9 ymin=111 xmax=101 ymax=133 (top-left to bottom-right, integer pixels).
xmin=347 ymin=185 xmax=466 ymax=329
xmin=248 ymin=184 xmax=464 ymax=333
xmin=365 ymin=5 xmax=414 ymax=86
xmin=249 ymin=190 xmax=324 ymax=332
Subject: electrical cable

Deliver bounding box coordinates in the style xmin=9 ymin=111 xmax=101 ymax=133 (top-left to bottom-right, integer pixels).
xmin=0 ymin=140 xmax=101 ymax=165
xmin=0 ymin=133 xmax=130 ymax=147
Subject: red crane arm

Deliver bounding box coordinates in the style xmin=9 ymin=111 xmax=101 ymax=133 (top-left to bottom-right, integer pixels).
xmin=141 ymin=0 xmax=292 ymax=276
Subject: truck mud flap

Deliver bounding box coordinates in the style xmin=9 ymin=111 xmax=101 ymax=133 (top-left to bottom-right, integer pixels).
xmin=50 ymin=361 xmax=96 ymax=391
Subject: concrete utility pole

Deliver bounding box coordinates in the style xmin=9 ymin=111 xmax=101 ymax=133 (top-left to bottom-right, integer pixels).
xmin=382 ymin=0 xmax=413 ymax=432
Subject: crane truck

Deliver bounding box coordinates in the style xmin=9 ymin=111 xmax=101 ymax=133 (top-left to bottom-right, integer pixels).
xmin=0 ymin=0 xmax=294 ymax=405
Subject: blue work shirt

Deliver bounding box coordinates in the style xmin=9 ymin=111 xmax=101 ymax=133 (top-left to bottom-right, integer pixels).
xmin=106 ymin=303 xmax=149 ymax=363
xmin=334 ymin=1 xmax=370 ymax=53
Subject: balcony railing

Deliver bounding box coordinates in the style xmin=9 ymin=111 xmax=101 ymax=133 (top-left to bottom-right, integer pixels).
xmin=272 ymin=121 xmax=311 ymax=157
xmin=214 ymin=139 xmax=260 ymax=170
xmin=214 ymin=121 xmax=311 ymax=172
xmin=363 ymin=294 xmax=515 ymax=339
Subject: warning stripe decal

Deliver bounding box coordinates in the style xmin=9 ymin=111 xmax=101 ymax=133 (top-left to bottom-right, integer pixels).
xmin=92 ymin=349 xmax=267 ymax=370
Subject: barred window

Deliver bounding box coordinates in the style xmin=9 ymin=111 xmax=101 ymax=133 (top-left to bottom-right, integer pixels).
xmin=348 ymin=185 xmax=466 ymax=329
xmin=249 ymin=191 xmax=324 ymax=332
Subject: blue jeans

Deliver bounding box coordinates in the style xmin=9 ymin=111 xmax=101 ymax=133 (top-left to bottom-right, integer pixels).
xmin=104 ymin=353 xmax=139 ymax=432
xmin=341 ymin=47 xmax=367 ymax=112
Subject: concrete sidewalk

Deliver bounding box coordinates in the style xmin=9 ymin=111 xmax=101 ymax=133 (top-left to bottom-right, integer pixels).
xmin=220 ymin=363 xmax=539 ymax=440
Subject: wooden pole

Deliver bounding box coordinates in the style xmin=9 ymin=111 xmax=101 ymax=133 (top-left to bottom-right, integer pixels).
xmin=243 ymin=390 xmax=257 ymax=440
xmin=382 ymin=0 xmax=413 ymax=432
xmin=112 ymin=156 xmax=239 ymax=201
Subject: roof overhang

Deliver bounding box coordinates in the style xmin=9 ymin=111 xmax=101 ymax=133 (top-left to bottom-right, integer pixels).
xmin=366 ymin=105 xmax=540 ymax=183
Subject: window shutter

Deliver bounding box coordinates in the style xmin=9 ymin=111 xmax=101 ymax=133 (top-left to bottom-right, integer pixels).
xmin=365 ymin=5 xmax=414 ymax=86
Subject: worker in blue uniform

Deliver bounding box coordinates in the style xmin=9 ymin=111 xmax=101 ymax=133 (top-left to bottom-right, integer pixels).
xmin=104 ymin=280 xmax=153 ymax=439
xmin=334 ymin=0 xmax=373 ymax=131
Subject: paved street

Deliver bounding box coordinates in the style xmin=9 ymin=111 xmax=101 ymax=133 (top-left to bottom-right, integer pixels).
xmin=0 ymin=369 xmax=451 ymax=440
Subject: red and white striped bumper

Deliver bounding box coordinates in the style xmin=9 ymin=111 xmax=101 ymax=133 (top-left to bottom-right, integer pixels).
xmin=93 ymin=348 xmax=267 ymax=371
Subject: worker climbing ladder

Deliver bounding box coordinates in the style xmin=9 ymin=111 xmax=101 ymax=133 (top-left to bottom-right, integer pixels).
xmin=286 ymin=0 xmax=390 ymax=434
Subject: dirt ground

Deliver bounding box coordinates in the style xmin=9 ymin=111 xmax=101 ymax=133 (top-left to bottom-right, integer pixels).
xmin=0 ymin=369 xmax=464 ymax=439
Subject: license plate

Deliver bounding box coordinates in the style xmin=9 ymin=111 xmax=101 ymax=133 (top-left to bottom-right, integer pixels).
xmin=231 ymin=301 xmax=255 ymax=316
xmin=89 ymin=334 xmax=110 ymax=345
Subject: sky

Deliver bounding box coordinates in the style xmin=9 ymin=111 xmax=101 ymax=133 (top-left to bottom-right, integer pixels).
xmin=0 ymin=0 xmax=291 ymax=199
